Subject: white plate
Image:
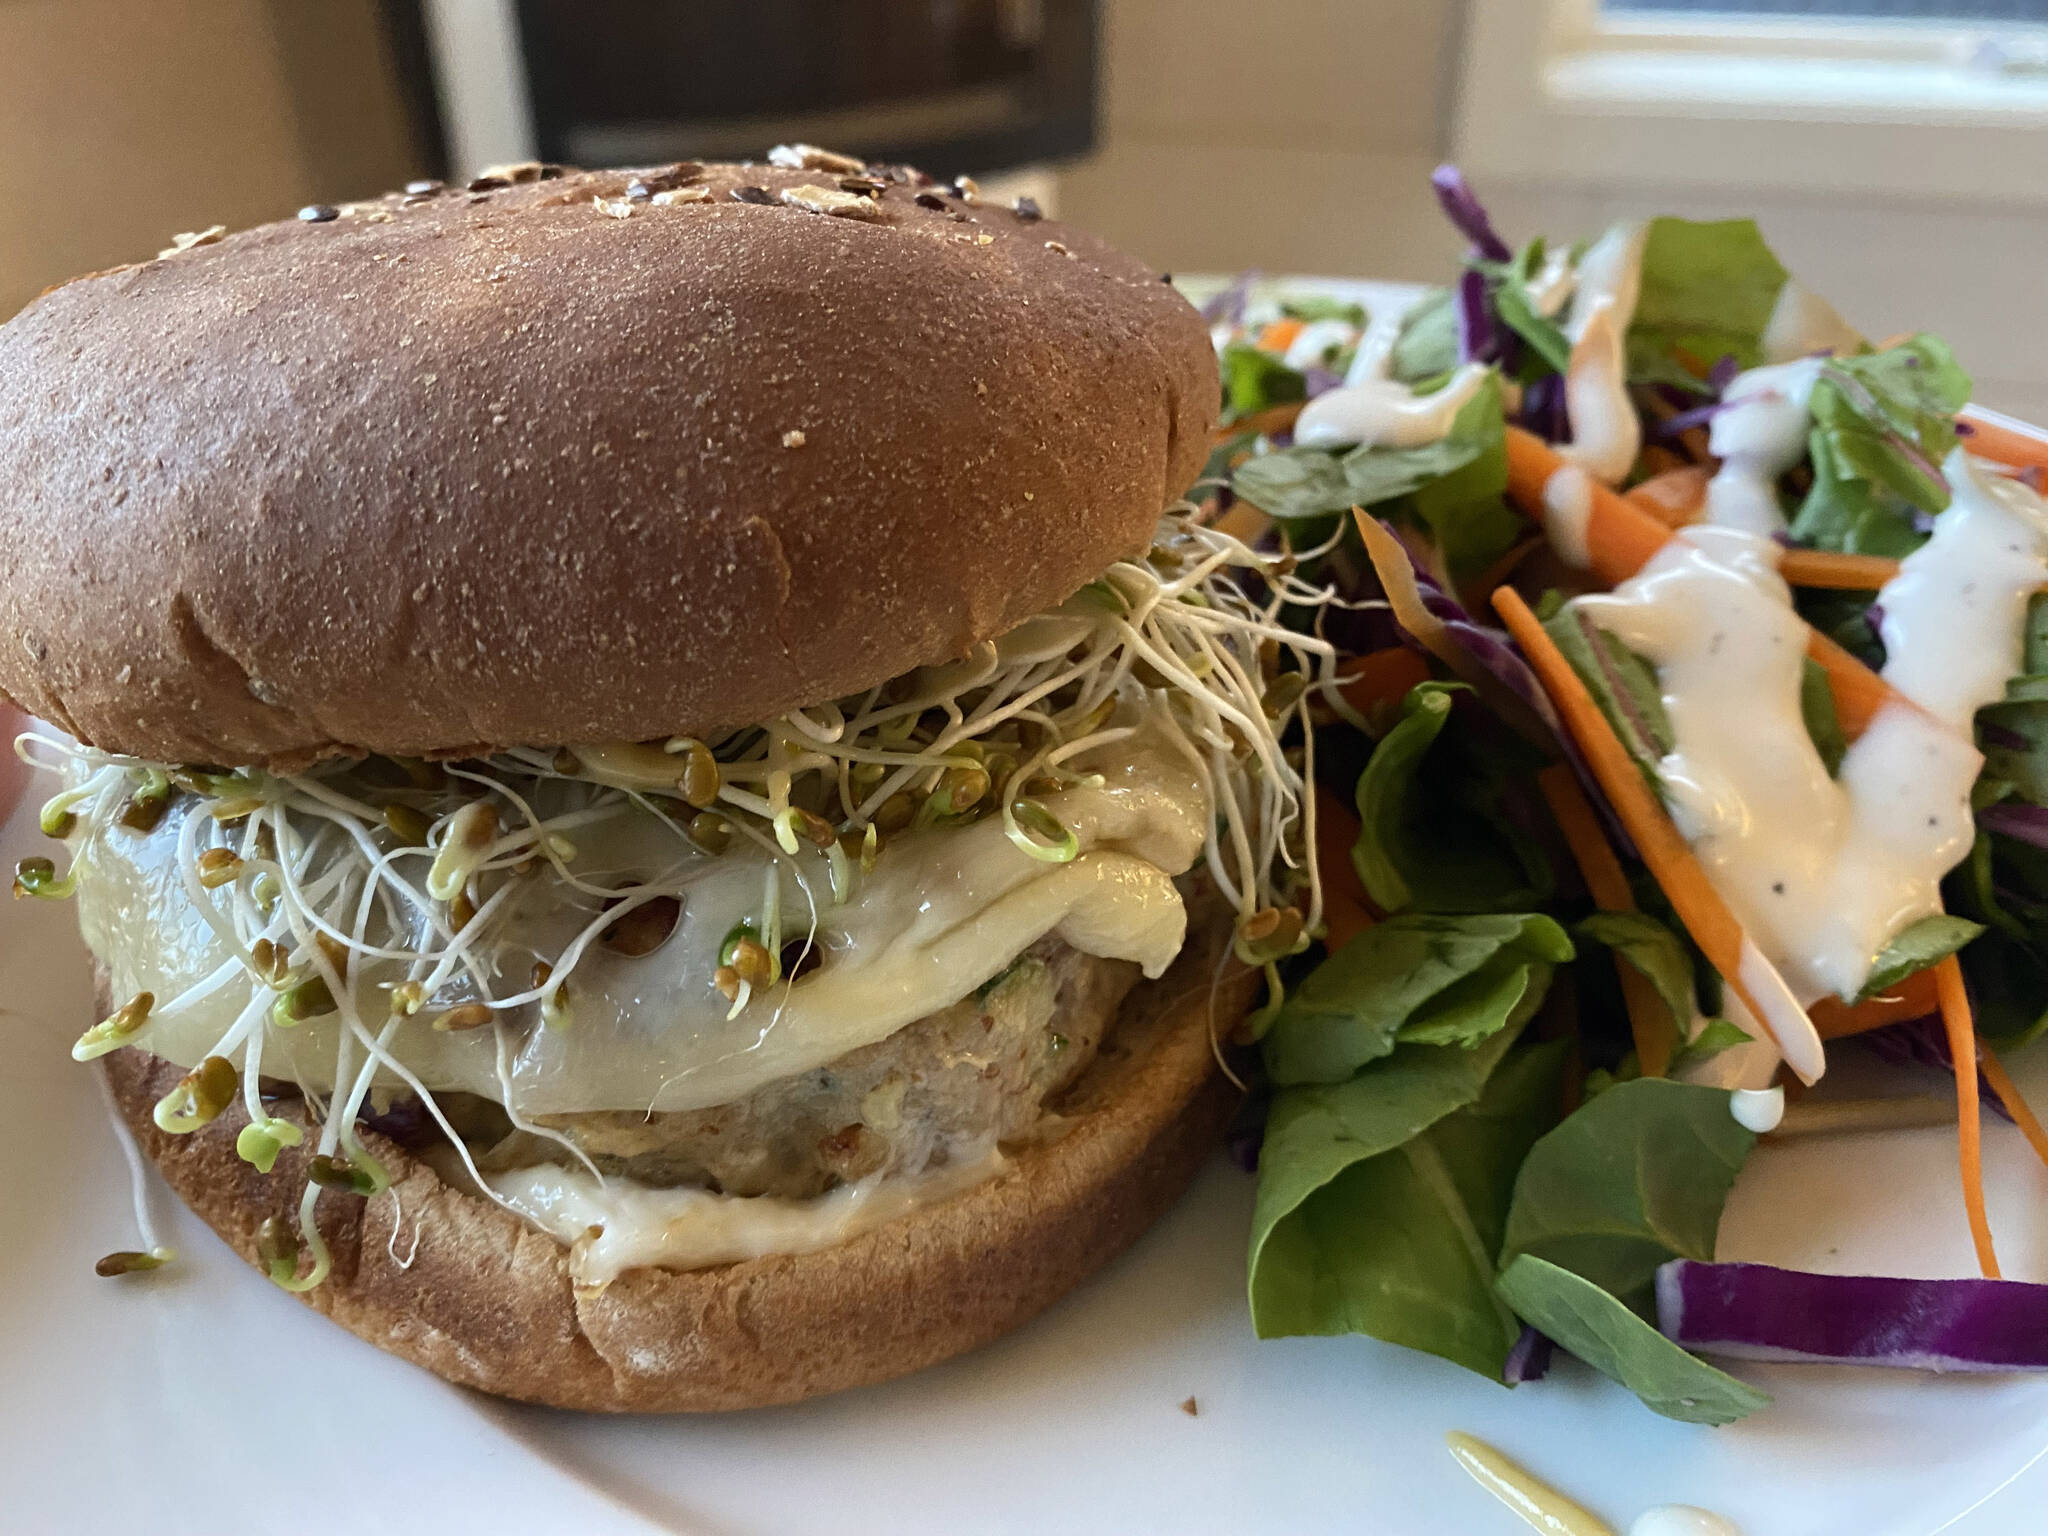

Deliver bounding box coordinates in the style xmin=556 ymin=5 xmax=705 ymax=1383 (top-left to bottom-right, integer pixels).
xmin=3 ymin=781 xmax=2046 ymax=1534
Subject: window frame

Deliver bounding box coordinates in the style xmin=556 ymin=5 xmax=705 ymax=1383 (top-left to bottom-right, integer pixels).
xmin=1455 ymin=0 xmax=2048 ymax=204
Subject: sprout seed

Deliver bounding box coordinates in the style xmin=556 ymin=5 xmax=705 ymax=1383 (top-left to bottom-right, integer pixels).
xmin=152 ymin=1055 xmax=239 ymax=1133
xmin=431 ymin=1003 xmax=494 ymax=1032
xmin=73 ymin=991 xmax=154 ymax=1061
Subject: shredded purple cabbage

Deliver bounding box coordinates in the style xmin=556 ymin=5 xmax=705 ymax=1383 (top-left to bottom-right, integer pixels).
xmin=1708 ymin=354 xmax=1741 ymax=393
xmin=1502 ymin=1325 xmax=1554 ymax=1384
xmin=1429 ymin=165 xmax=1511 ymax=264
xmin=1199 ymin=270 xmax=1257 ymax=328
xmin=1981 ymin=722 xmax=2029 ymax=753
xmin=1454 ymin=267 xmax=1498 ymax=365
xmin=1654 ymin=400 xmax=1728 ymax=440
xmin=1519 ymin=373 xmax=1572 ymax=444
xmin=1859 ymin=1015 xmax=2012 ymax=1122
xmin=1981 ymin=802 xmax=2048 ymax=851
xmin=1301 ymin=364 xmax=1344 ymax=400
xmin=1659 ymin=1259 xmax=2048 ymax=1373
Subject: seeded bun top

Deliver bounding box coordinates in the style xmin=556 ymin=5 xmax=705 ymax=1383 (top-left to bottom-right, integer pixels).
xmin=0 ymin=155 xmax=1214 ymax=768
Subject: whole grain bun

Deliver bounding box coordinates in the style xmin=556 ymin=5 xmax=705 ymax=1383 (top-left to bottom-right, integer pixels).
xmin=0 ymin=159 xmax=1214 ymax=769
xmin=102 ymin=952 xmax=1246 ymax=1411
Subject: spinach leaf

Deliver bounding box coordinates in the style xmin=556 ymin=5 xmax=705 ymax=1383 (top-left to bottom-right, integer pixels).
xmin=1398 ymin=374 xmax=1522 ymax=576
xmin=1946 ymin=835 xmax=2048 ymax=1049
xmin=1231 ymin=373 xmax=1518 ymax=574
xmin=1220 ymin=341 xmax=1307 ymax=422
xmin=1281 ymin=295 xmax=1369 ymax=327
xmin=1495 ymin=1256 xmax=1772 ymax=1425
xmin=1250 ymin=1032 xmax=1567 ymax=1378
xmin=1499 ymin=1078 xmax=1755 ymax=1312
xmin=1574 ymin=911 xmax=1696 ymax=1028
xmin=1795 ymin=587 xmax=1887 ymax=672
xmin=1391 ymin=287 xmax=1458 ymax=383
xmin=1670 ymin=1017 xmax=1754 ymax=1073
xmin=1264 ymin=910 xmax=1573 ymax=1085
xmin=1352 ymin=682 xmax=1556 ymax=915
xmin=1544 ymin=604 xmax=1673 ymax=791
xmin=1787 ymin=431 xmax=1927 ymax=557
xmin=1626 ymin=218 xmax=1790 ymax=382
xmin=1489 ymin=264 xmax=1573 ymax=376
xmin=1811 ymin=336 xmax=1972 ymax=511
xmin=1232 ymin=446 xmax=1357 ymax=523
xmin=1854 ymin=913 xmax=1984 ymax=1002
xmin=1799 ymin=655 xmax=1847 ymax=777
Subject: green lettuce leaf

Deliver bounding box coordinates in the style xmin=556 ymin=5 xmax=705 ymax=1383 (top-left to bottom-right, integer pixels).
xmin=1250 ymin=1028 xmax=1566 ymax=1378
xmin=1495 ymin=1256 xmax=1772 ymax=1425
xmin=1626 ymin=218 xmax=1790 ymax=384
xmin=1391 ymin=287 xmax=1457 ymax=383
xmin=1544 ymin=604 xmax=1673 ymax=791
xmin=1352 ymin=681 xmax=1556 ymax=914
xmin=1799 ymin=655 xmax=1847 ymax=777
xmin=1484 ymin=240 xmax=1573 ymax=376
xmin=1230 ymin=375 xmax=1518 ymax=574
xmin=1264 ymin=910 xmax=1573 ymax=1086
xmin=1281 ymin=295 xmax=1369 ymax=327
xmin=1663 ymin=1018 xmax=1755 ymax=1077
xmin=1220 ymin=341 xmax=1307 ymax=422
xmin=1790 ymin=336 xmax=1973 ymax=552
xmin=1854 ymin=913 xmax=1984 ymax=1003
xmin=1574 ymin=911 xmax=1697 ymax=1028
xmin=1947 ymin=835 xmax=2048 ymax=1050
xmin=1796 ymin=587 xmax=1887 ymax=671
xmin=1499 ymin=1078 xmax=1755 ymax=1314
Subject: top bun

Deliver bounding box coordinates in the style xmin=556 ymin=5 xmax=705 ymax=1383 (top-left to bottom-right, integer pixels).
xmin=0 ymin=157 xmax=1214 ymax=768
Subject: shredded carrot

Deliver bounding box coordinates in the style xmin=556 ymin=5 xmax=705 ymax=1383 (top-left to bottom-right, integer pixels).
xmin=1978 ymin=1042 xmax=2048 ymax=1176
xmin=1778 ymin=549 xmax=1902 ymax=591
xmin=1335 ymin=647 xmax=1433 ymax=723
xmin=1218 ymin=400 xmax=1306 ymax=445
xmin=1504 ymin=426 xmax=1910 ymax=744
xmin=1935 ymin=955 xmax=2000 ymax=1278
xmin=1627 ymin=465 xmax=1711 ymax=529
xmin=1504 ymin=427 xmax=1671 ymax=587
xmin=1494 ymin=585 xmax=1824 ymax=1080
xmin=1808 ymin=968 xmax=1942 ymax=1040
xmin=1960 ymin=406 xmax=2048 ymax=477
xmin=1256 ymin=317 xmax=1305 ymax=355
xmin=1538 ymin=763 xmax=1675 ymax=1076
xmin=1313 ymin=783 xmax=1377 ymax=954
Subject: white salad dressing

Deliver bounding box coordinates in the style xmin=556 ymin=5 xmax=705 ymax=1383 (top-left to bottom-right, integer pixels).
xmin=1701 ymin=357 xmax=1826 ymax=534
xmin=1282 ymin=316 xmax=1355 ymax=373
xmin=480 ymin=1140 xmax=1006 ymax=1288
xmin=1761 ymin=278 xmax=1864 ymax=365
xmin=1293 ymin=361 xmax=1493 ymax=451
xmin=1878 ymin=448 xmax=2048 ymax=730
xmin=1542 ymin=464 xmax=1598 ymax=570
xmin=1729 ymin=1086 xmax=1786 ymax=1134
xmin=1525 ymin=245 xmax=1577 ymax=320
xmin=1558 ymin=222 xmax=1649 ymax=486
xmin=1574 ymin=527 xmax=1978 ymax=1014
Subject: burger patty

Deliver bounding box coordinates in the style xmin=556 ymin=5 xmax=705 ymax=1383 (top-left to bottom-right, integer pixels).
xmin=469 ymin=937 xmax=1141 ymax=1199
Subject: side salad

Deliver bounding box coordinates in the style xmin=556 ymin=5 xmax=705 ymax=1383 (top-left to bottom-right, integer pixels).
xmin=1211 ymin=168 xmax=2048 ymax=1424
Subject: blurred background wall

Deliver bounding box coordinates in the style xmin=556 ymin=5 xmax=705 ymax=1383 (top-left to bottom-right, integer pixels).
xmin=3 ymin=0 xmax=2044 ymax=414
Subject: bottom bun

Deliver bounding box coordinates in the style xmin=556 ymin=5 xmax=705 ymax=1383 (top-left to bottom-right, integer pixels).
xmin=103 ymin=946 xmax=1248 ymax=1412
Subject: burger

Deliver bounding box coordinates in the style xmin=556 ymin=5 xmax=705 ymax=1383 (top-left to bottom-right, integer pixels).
xmin=0 ymin=152 xmax=1331 ymax=1410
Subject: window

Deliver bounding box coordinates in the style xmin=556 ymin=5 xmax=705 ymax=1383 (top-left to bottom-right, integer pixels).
xmin=1610 ymin=1 xmax=2048 ymax=17
xmin=1456 ymin=0 xmax=2048 ymax=204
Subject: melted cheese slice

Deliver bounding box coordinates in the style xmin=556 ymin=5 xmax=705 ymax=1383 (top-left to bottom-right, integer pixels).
xmin=474 ymin=1141 xmax=1007 ymax=1287
xmin=76 ymin=739 xmax=1207 ymax=1116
